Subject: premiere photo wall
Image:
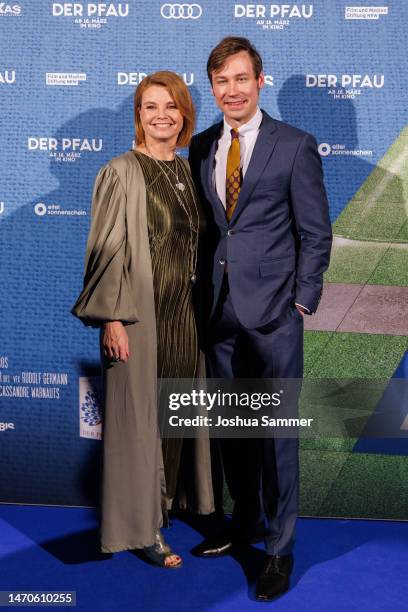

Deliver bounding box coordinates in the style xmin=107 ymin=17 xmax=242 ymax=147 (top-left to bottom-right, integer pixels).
xmin=0 ymin=1 xmax=407 ymax=518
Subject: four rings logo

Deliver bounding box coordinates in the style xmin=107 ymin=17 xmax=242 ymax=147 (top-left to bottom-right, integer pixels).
xmin=161 ymin=3 xmax=202 ymax=19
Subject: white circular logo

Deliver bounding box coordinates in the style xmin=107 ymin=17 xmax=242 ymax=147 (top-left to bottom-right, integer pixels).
xmin=318 ymin=143 xmax=332 ymax=157
xmin=160 ymin=3 xmax=202 ymax=19
xmin=34 ymin=202 xmax=47 ymax=216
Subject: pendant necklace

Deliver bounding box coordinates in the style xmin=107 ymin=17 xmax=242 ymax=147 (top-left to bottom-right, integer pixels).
xmin=160 ymin=154 xmax=186 ymax=191
xmin=144 ymin=145 xmax=185 ymax=191
xmin=143 ymin=145 xmax=199 ymax=284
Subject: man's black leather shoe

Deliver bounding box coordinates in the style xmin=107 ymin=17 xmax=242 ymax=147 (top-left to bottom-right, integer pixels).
xmin=191 ymin=534 xmax=233 ymax=557
xmin=255 ymin=554 xmax=293 ymax=601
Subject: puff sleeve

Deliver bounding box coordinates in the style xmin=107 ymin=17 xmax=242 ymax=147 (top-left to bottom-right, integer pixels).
xmin=71 ymin=164 xmax=139 ymax=326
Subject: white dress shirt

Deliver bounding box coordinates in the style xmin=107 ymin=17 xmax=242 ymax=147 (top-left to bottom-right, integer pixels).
xmin=214 ymin=106 xmax=263 ymax=208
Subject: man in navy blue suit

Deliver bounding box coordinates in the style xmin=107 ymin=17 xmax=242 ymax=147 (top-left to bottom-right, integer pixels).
xmin=189 ymin=37 xmax=332 ymax=601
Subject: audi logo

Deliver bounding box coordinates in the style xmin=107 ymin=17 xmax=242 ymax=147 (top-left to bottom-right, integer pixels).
xmin=161 ymin=3 xmax=202 ymax=19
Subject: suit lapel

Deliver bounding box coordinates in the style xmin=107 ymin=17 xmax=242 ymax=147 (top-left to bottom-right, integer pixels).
xmin=230 ymin=112 xmax=279 ymax=223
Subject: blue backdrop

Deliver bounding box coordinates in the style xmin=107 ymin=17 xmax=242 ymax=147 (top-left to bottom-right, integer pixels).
xmin=0 ymin=1 xmax=406 ymax=506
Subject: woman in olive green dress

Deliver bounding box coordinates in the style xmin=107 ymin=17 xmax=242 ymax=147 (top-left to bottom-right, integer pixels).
xmin=72 ymin=72 xmax=214 ymax=567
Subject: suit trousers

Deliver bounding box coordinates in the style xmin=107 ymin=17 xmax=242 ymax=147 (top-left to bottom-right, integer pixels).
xmin=207 ymin=274 xmax=303 ymax=555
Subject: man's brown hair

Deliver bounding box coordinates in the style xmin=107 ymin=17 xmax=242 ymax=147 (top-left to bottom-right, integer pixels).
xmin=134 ymin=71 xmax=195 ymax=148
xmin=207 ymin=37 xmax=263 ymax=83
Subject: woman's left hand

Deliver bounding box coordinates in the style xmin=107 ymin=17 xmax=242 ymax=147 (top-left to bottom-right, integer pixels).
xmin=102 ymin=321 xmax=130 ymax=362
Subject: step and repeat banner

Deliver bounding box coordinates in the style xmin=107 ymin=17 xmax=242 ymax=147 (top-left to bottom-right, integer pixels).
xmin=0 ymin=1 xmax=407 ymax=513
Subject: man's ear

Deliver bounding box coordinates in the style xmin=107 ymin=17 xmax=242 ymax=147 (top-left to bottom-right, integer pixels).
xmin=258 ymin=72 xmax=265 ymax=90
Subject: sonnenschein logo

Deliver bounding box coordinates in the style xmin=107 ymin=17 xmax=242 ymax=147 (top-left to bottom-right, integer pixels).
xmin=318 ymin=142 xmax=373 ymax=158
xmin=0 ymin=70 xmax=16 ymax=84
xmin=234 ymin=3 xmax=313 ymax=30
xmin=161 ymin=4 xmax=202 ymax=19
xmin=34 ymin=202 xmax=87 ymax=217
xmin=34 ymin=203 xmax=47 ymax=216
xmin=0 ymin=3 xmax=22 ymax=16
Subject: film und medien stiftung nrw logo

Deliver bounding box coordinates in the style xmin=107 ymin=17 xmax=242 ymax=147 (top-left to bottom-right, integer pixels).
xmin=79 ymin=377 xmax=102 ymax=440
xmin=305 ymin=73 xmax=384 ymax=99
xmin=345 ymin=6 xmax=388 ymax=20
xmin=0 ymin=69 xmax=16 ymax=84
xmin=34 ymin=202 xmax=87 ymax=218
xmin=0 ymin=4 xmax=22 ymax=16
xmin=52 ymin=2 xmax=129 ymax=29
xmin=234 ymin=3 xmax=313 ymax=30
xmin=28 ymin=137 xmax=103 ymax=162
xmin=161 ymin=4 xmax=202 ymax=19
xmin=46 ymin=73 xmax=86 ymax=86
xmin=318 ymin=142 xmax=373 ymax=158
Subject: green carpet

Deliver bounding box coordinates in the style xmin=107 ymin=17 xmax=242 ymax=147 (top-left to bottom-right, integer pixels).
xmin=325 ymin=125 xmax=408 ymax=286
xmin=332 ymin=125 xmax=408 ymax=243
xmin=301 ymin=331 xmax=407 ymax=518
xmin=324 ymin=241 xmax=407 ymax=286
xmin=314 ymin=452 xmax=408 ymax=519
xmin=225 ymin=129 xmax=408 ymax=520
xmin=304 ymin=161 xmax=407 ymax=517
xmin=304 ymin=331 xmax=407 ymax=379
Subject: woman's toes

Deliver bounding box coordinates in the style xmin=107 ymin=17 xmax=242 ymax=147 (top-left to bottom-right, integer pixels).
xmin=165 ymin=554 xmax=181 ymax=567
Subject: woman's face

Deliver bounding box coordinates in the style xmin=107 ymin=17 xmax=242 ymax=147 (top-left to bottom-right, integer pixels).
xmin=139 ymin=85 xmax=184 ymax=146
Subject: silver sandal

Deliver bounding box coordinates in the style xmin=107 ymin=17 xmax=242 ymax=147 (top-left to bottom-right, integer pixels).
xmin=144 ymin=530 xmax=183 ymax=569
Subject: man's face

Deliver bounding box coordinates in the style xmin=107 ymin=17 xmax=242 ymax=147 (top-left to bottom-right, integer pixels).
xmin=211 ymin=51 xmax=264 ymax=127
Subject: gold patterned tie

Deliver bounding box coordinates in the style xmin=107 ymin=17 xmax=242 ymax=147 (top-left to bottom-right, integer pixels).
xmin=226 ymin=128 xmax=241 ymax=221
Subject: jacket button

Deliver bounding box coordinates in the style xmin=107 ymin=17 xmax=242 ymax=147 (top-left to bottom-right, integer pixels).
xmin=227 ymin=229 xmax=234 ymax=236
xmin=219 ymin=259 xmax=225 ymax=265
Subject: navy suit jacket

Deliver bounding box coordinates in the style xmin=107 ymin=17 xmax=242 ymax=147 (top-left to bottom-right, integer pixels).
xmin=189 ymin=111 xmax=332 ymax=329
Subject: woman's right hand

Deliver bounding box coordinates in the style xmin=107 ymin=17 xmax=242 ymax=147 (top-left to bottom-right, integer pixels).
xmin=102 ymin=321 xmax=130 ymax=362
